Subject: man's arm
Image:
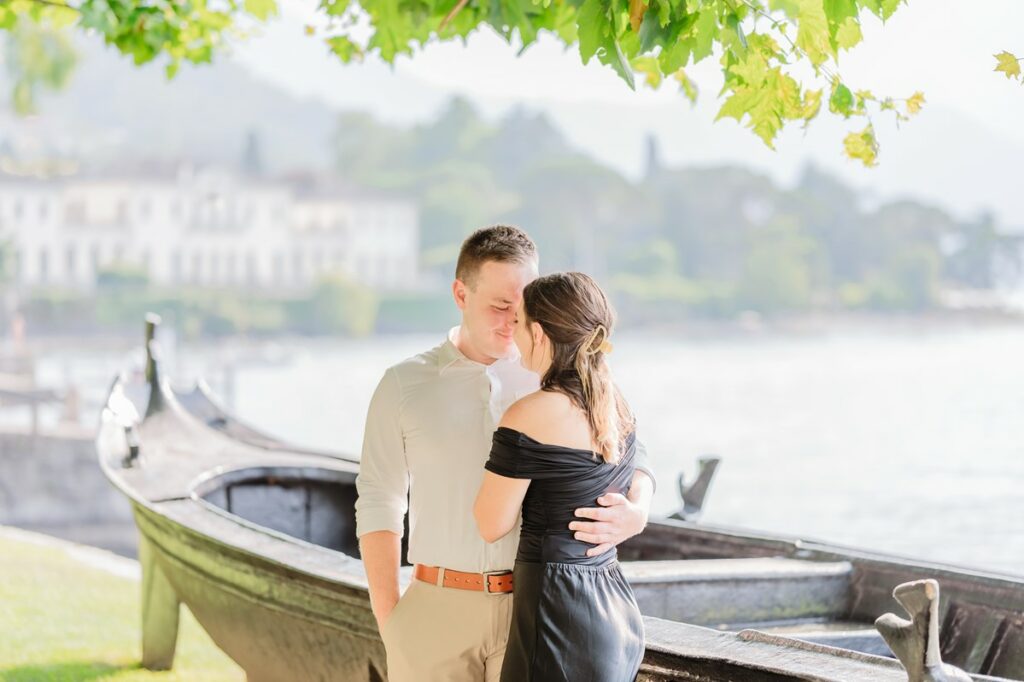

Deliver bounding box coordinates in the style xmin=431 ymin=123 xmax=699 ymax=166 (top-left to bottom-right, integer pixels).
xmin=354 ymin=368 xmax=408 ymax=630
xmin=570 ymin=470 xmax=653 ymax=557
xmin=570 ymin=437 xmax=656 ymax=558
xmin=360 ymin=531 xmax=402 ymax=628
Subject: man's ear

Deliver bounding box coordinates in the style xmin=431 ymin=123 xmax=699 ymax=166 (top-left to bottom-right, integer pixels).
xmin=452 ymin=279 xmax=468 ymax=311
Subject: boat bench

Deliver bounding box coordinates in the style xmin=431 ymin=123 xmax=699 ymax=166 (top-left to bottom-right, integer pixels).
xmin=621 ymin=557 xmax=895 ymax=657
xmin=622 ymin=557 xmax=853 ymax=626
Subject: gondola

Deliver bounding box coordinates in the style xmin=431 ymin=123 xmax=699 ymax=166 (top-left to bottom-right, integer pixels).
xmin=96 ymin=316 xmax=1023 ymax=681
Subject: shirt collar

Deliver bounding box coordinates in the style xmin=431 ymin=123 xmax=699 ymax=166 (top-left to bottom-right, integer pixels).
xmin=438 ymin=326 xmax=521 ymax=375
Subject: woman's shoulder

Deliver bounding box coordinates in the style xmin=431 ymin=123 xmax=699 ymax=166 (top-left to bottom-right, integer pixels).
xmin=499 ymin=390 xmax=595 ymax=452
xmin=500 ymin=390 xmax=571 ymax=429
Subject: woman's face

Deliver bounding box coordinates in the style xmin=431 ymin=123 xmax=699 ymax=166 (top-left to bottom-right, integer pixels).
xmin=513 ymin=300 xmax=549 ymax=375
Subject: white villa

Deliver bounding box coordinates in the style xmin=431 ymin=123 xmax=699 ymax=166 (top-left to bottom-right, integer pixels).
xmin=0 ymin=166 xmax=419 ymax=293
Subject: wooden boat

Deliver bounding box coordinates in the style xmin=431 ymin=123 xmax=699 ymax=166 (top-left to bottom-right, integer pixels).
xmin=97 ymin=317 xmax=1024 ymax=681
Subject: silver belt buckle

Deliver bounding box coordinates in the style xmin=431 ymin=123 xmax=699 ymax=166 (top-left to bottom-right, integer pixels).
xmin=483 ymin=570 xmax=512 ymax=595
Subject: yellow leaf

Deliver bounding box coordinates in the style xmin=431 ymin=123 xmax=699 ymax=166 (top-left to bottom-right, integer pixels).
xmin=795 ymin=0 xmax=832 ymax=66
xmin=629 ymin=0 xmax=647 ymax=33
xmin=994 ymin=51 xmax=1021 ymax=80
xmin=673 ymin=69 xmax=698 ymax=104
xmin=905 ymin=91 xmax=925 ymax=115
xmin=801 ymin=88 xmax=822 ymax=123
xmin=835 ymin=17 xmax=862 ymax=51
xmin=632 ymin=56 xmax=661 ymax=89
xmin=843 ymin=125 xmax=878 ymax=167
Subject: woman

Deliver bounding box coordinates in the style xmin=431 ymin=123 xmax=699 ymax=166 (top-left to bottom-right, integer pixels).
xmin=473 ymin=272 xmax=645 ymax=682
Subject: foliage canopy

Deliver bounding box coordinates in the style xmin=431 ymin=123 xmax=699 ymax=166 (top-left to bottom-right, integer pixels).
xmin=0 ymin=0 xmax=924 ymax=165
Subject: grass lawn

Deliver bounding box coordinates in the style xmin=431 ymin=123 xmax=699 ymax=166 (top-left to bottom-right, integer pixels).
xmin=0 ymin=529 xmax=244 ymax=681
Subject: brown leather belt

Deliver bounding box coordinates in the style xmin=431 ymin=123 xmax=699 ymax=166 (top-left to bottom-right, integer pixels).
xmin=413 ymin=564 xmax=514 ymax=594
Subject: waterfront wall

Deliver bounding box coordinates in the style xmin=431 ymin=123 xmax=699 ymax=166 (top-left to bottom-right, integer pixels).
xmin=0 ymin=427 xmax=137 ymax=556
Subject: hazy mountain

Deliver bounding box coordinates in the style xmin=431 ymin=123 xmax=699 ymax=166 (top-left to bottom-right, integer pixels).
xmin=0 ymin=39 xmax=339 ymax=174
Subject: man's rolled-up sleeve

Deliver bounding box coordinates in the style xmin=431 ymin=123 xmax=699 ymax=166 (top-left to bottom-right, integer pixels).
xmin=355 ymin=367 xmax=409 ymax=538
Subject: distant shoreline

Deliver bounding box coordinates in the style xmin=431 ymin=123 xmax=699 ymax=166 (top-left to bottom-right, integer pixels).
xmin=619 ymin=308 xmax=1024 ymax=340
xmin=10 ymin=307 xmax=1023 ymax=354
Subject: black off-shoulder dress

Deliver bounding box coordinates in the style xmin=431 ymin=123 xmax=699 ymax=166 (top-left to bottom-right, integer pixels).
xmin=485 ymin=426 xmax=645 ymax=682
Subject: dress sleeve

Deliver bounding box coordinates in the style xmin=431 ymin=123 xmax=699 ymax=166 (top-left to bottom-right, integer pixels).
xmin=486 ymin=428 xmax=597 ymax=479
xmin=484 ymin=428 xmax=525 ymax=478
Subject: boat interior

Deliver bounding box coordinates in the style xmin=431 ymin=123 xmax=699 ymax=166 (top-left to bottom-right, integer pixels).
xmin=188 ymin=459 xmax=1023 ymax=678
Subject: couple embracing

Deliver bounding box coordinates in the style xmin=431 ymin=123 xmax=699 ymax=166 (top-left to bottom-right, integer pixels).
xmin=355 ymin=226 xmax=654 ymax=681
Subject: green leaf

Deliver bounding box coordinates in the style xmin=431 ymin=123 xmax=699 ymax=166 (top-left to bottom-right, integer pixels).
xmin=321 ymin=0 xmax=353 ymax=17
xmin=795 ymin=0 xmax=831 ymax=66
xmin=659 ymin=35 xmax=693 ymax=73
xmin=729 ymin=51 xmax=768 ymax=86
xmin=577 ymin=0 xmax=606 ymax=64
xmin=637 ymin=9 xmax=665 ymax=52
xmin=824 ymin=0 xmax=857 ymax=29
xmin=878 ymin=0 xmax=900 ymax=20
xmin=245 ymin=0 xmax=278 ymax=21
xmin=0 ymin=8 xmax=15 ymax=31
xmin=829 ymin=81 xmax=853 ymax=116
xmin=716 ymin=87 xmax=758 ymax=122
xmin=599 ymin=32 xmax=637 ymax=89
xmin=856 ymin=0 xmax=880 ymax=15
xmin=327 ymin=35 xmax=365 ymax=62
xmin=690 ymin=10 xmax=717 ymax=63
xmin=769 ymin=0 xmax=801 ymax=17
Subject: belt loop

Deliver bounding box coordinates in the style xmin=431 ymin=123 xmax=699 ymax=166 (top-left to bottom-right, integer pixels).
xmin=436 ymin=566 xmax=446 ymax=587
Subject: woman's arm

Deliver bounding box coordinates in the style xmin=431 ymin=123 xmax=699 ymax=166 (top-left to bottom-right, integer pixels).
xmin=475 ymin=397 xmax=536 ymax=543
xmin=474 ymin=472 xmax=530 ymax=543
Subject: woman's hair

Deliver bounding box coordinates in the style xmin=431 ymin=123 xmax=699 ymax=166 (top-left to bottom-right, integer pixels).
xmin=522 ymin=272 xmax=634 ymax=464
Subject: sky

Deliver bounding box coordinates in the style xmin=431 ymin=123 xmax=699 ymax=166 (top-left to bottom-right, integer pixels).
xmin=227 ymin=1 xmax=1023 ymax=226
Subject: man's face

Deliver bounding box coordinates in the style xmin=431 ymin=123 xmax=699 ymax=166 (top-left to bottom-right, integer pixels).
xmin=454 ymin=259 xmax=538 ymax=361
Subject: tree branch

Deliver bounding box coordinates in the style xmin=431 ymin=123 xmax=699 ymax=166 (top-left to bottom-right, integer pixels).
xmin=438 ymin=0 xmax=469 ymax=32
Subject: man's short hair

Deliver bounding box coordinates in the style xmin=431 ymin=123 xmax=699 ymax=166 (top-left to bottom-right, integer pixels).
xmin=455 ymin=225 xmax=538 ymax=288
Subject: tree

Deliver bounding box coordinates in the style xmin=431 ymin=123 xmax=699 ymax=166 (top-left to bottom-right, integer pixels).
xmin=0 ymin=0 xmax=920 ymax=165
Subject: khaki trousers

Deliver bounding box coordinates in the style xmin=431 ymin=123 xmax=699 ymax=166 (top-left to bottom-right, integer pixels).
xmin=381 ymin=578 xmax=514 ymax=682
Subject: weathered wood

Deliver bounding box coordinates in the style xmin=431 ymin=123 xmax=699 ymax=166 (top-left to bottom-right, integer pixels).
xmin=624 ymin=558 xmax=851 ymax=626
xmin=876 ymin=580 xmax=971 ymax=682
xmin=139 ymin=532 xmax=180 ymax=670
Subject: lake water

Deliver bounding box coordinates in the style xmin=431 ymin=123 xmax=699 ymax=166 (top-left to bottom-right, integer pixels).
xmin=34 ymin=322 xmax=1024 ymax=576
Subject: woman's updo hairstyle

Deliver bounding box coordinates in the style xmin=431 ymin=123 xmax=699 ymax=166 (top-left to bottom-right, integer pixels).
xmin=521 ymin=272 xmax=634 ymax=464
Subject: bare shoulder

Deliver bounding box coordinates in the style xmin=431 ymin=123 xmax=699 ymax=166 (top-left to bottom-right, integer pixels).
xmin=500 ymin=390 xmax=572 ymax=431
xmin=500 ymin=390 xmax=593 ymax=449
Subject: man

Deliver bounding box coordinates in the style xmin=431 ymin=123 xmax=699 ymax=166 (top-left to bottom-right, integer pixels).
xmin=355 ymin=226 xmax=654 ymax=681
